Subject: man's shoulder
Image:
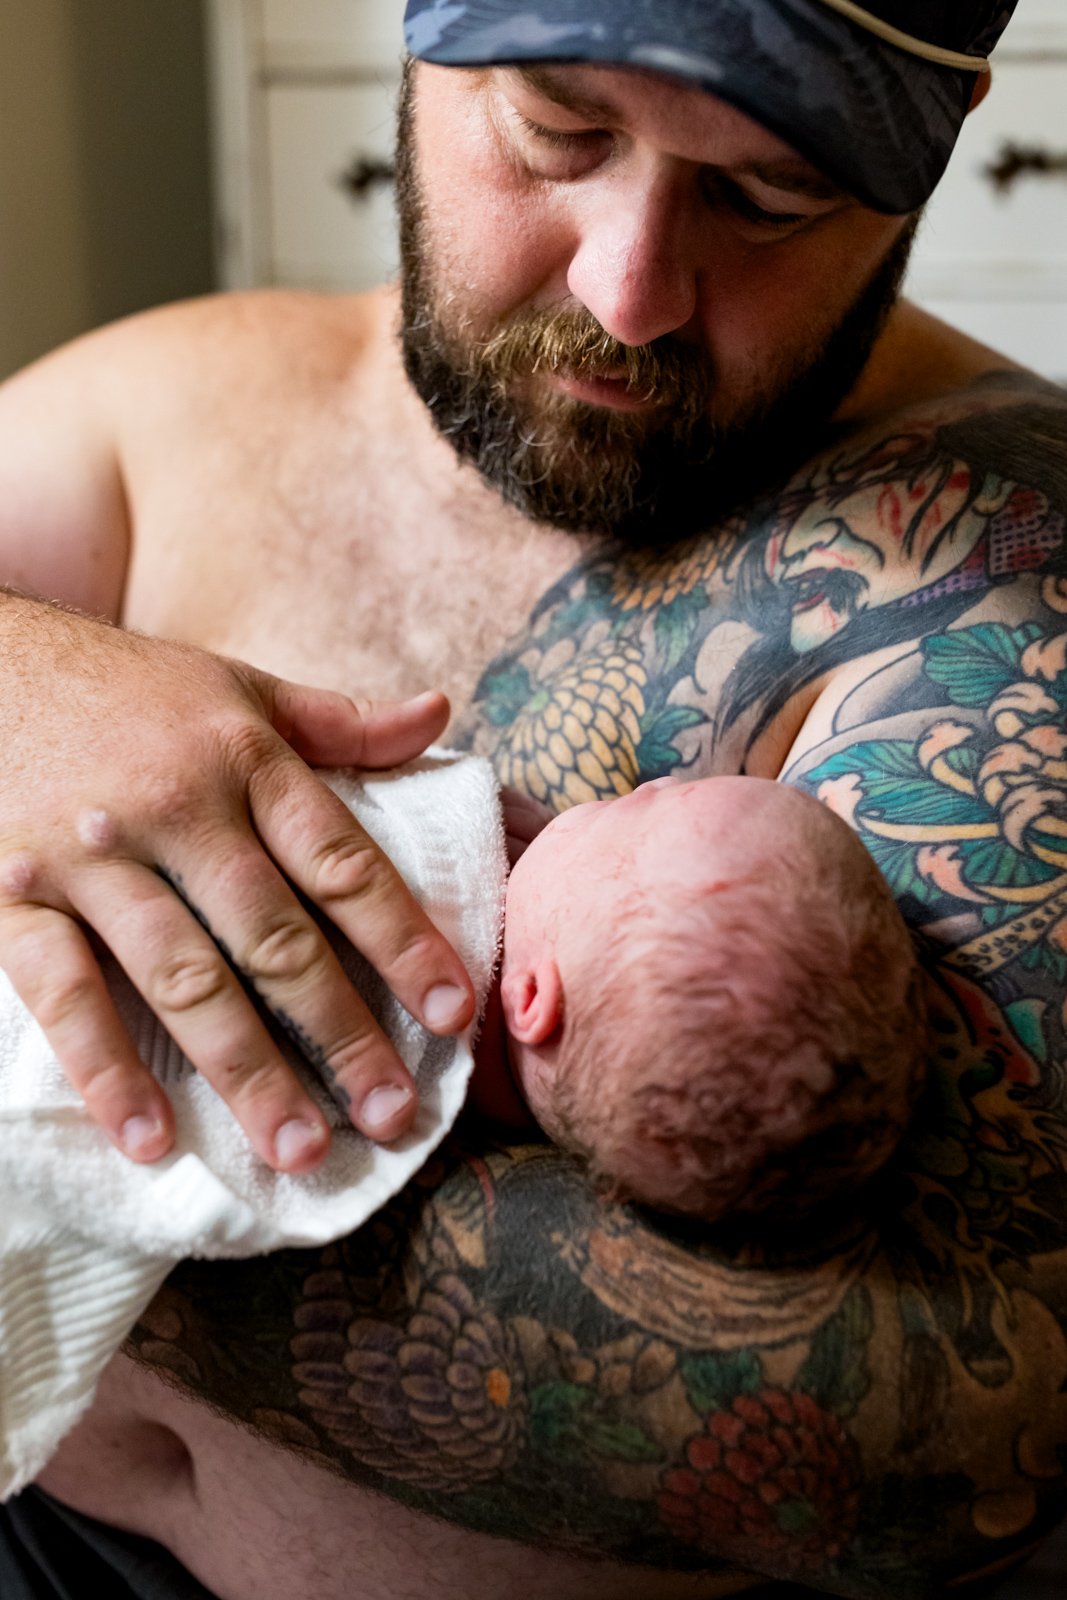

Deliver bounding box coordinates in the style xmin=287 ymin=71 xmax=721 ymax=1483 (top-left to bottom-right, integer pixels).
xmin=108 ymin=285 xmax=393 ymax=395
xmin=856 ymin=365 xmax=1066 ymax=467
xmin=3 ymin=286 xmax=395 ymax=428
xmin=795 ymin=366 xmax=1067 ymax=592
xmin=709 ymin=363 xmax=1067 ymax=772
xmin=847 ymin=301 xmax=1063 ymax=436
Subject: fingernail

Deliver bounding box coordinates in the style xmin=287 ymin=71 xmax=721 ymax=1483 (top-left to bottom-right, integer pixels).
xmin=275 ymin=1119 xmax=328 ymax=1168
xmin=423 ymin=983 xmax=468 ymax=1031
xmin=361 ymin=1084 xmax=414 ymax=1135
xmin=121 ymin=1116 xmax=167 ymax=1160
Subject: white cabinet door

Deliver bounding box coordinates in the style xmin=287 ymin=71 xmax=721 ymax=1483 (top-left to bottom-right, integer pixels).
xmin=208 ymin=0 xmax=404 ymax=289
xmin=265 ymin=80 xmax=400 ymax=291
xmin=905 ymin=30 xmax=1067 ymax=382
xmin=910 ymin=63 xmax=1067 ymax=295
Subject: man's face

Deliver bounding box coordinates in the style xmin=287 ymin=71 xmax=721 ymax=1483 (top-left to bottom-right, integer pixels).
xmin=396 ymin=60 xmax=917 ymax=544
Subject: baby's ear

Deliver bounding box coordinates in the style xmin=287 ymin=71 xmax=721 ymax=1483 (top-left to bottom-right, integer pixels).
xmin=500 ymin=960 xmax=563 ymax=1046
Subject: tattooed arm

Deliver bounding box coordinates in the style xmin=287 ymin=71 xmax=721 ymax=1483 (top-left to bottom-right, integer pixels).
xmin=773 ymin=591 xmax=1067 ymax=1594
xmin=126 ymin=378 xmax=1067 ymax=1599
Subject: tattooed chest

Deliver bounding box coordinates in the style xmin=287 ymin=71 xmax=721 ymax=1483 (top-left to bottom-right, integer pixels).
xmin=455 ymin=526 xmax=785 ymax=808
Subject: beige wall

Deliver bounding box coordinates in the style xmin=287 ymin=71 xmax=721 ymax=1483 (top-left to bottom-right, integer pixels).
xmin=0 ymin=0 xmax=214 ymax=380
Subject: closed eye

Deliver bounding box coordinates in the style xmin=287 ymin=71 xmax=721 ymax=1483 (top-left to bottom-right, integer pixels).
xmin=515 ymin=113 xmax=605 ymax=150
xmin=715 ymin=178 xmax=809 ymax=230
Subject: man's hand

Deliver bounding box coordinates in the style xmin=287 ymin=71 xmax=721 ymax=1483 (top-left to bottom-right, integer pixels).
xmin=0 ymin=597 xmax=475 ymax=1171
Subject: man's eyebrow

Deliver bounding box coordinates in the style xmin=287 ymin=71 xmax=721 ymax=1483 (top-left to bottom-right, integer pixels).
xmin=730 ymin=161 xmax=846 ymax=201
xmin=506 ymin=65 xmax=846 ymax=202
xmin=508 ymin=65 xmax=620 ymax=124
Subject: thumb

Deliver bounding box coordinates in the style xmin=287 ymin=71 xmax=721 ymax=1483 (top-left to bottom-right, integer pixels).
xmin=258 ymin=675 xmax=451 ymax=768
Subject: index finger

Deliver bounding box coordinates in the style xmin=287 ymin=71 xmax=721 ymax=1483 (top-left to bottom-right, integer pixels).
xmin=250 ymin=756 xmax=476 ymax=1036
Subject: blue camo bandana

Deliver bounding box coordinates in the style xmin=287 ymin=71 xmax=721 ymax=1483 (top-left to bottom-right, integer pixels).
xmin=402 ymin=0 xmax=1019 ymax=213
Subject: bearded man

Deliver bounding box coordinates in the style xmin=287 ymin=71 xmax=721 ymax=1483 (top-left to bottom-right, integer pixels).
xmin=1 ymin=2 xmax=1066 ymax=1597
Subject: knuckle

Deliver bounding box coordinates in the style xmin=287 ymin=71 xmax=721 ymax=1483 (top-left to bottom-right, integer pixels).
xmin=148 ymin=949 xmax=232 ymax=1015
xmin=344 ymin=692 xmax=375 ymax=724
xmin=76 ymin=1057 xmax=134 ymax=1106
xmin=322 ymin=1026 xmax=385 ymax=1083
xmin=243 ymin=918 xmax=324 ymax=985
xmin=209 ymin=1053 xmax=270 ymax=1096
xmin=31 ymin=971 xmax=102 ymax=1034
xmin=390 ymin=928 xmax=444 ymax=970
xmin=309 ymin=835 xmax=385 ymax=902
xmin=0 ymin=913 xmax=81 ymax=993
xmin=0 ymin=851 xmax=42 ymax=903
xmin=211 ymin=715 xmax=280 ymax=778
xmin=136 ymin=770 xmax=207 ymax=832
xmin=209 ymin=1051 xmax=300 ymax=1111
xmin=74 ymin=809 xmax=120 ymax=858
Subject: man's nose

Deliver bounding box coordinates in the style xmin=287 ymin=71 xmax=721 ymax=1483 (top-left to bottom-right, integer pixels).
xmin=565 ymin=179 xmax=699 ymax=348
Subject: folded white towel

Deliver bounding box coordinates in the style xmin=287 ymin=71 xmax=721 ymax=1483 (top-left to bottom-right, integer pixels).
xmin=0 ymin=750 xmax=507 ymax=1500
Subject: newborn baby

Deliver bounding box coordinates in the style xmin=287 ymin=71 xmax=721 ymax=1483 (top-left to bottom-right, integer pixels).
xmin=57 ymin=769 xmax=926 ymax=1224
xmin=476 ymin=775 xmax=927 ymax=1223
xmin=0 ymin=767 xmax=928 ymax=1502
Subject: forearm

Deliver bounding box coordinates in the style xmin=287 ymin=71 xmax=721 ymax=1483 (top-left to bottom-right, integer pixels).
xmin=125 ymin=1094 xmax=1067 ymax=1597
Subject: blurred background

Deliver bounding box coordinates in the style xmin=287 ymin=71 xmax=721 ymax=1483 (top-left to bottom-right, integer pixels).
xmin=0 ymin=0 xmax=213 ymax=377
xmin=0 ymin=0 xmax=1065 ymax=385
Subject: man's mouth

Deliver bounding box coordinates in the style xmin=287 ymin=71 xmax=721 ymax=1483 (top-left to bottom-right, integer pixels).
xmin=547 ymin=369 xmax=661 ymax=412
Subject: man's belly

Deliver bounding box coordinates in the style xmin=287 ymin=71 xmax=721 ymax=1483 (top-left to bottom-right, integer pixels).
xmin=34 ymin=1352 xmax=762 ymax=1600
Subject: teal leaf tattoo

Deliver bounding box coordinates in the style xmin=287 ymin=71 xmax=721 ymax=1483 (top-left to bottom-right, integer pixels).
xmin=864 ymin=838 xmax=940 ymax=906
xmin=922 ymin=622 xmax=1044 ymax=707
xmin=679 ymin=1350 xmax=763 ymax=1414
xmin=811 ymin=743 xmax=989 ymax=830
xmin=530 ymin=1382 xmax=591 ymax=1446
xmin=1019 ymin=941 xmax=1067 ymax=983
xmin=943 ymin=741 xmax=981 ymax=782
xmin=481 ymin=665 xmax=535 ymax=728
xmin=544 ymin=592 xmax=616 ymax=653
xmin=530 ymin=1382 xmax=661 ymax=1466
xmin=585 ymin=1420 xmax=664 ymax=1464
xmin=636 ymin=704 xmax=705 ymax=775
xmin=795 ymin=1286 xmax=874 ymax=1420
xmin=969 ymin=841 xmax=1060 ymax=905
xmin=1003 ymin=999 xmax=1049 ymax=1064
xmin=652 ymin=589 xmax=704 ymax=675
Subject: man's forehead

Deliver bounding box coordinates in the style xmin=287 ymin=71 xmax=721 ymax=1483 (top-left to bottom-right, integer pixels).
xmin=494 ymin=61 xmax=847 ymax=199
xmin=406 ymin=0 xmax=1021 ymax=214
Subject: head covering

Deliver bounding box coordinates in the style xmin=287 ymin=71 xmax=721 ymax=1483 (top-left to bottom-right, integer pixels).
xmin=402 ymin=1 xmax=1019 ymax=213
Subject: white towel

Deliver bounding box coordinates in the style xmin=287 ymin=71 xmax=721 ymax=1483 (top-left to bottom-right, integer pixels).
xmin=0 ymin=750 xmax=507 ymax=1500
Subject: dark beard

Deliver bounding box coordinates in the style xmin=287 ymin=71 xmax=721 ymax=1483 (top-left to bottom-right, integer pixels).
xmin=395 ymin=67 xmax=918 ymax=547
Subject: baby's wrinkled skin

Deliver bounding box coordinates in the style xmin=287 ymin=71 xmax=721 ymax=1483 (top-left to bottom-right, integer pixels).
xmin=473 ymin=776 xmax=928 ymax=1222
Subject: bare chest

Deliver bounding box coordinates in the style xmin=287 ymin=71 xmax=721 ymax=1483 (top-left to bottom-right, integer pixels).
xmin=120 ymin=416 xmax=590 ymax=725
xmin=118 ymin=418 xmax=784 ymax=782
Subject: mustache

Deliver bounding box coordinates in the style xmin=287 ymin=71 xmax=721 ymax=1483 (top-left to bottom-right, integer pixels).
xmin=471 ymin=308 xmax=717 ymax=419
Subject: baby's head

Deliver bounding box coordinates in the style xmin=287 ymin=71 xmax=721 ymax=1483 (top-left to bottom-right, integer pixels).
xmin=501 ymin=776 xmax=926 ymax=1223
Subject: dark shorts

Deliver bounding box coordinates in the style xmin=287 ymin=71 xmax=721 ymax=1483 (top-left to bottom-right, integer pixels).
xmin=0 ymin=1488 xmax=217 ymax=1600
